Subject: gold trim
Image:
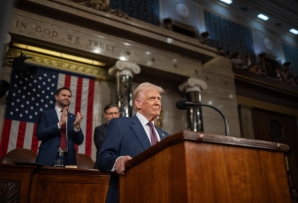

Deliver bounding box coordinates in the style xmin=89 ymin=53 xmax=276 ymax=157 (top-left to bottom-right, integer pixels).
xmin=12 ymin=43 xmax=106 ymax=67
xmin=5 ymin=48 xmax=111 ymax=81
xmin=237 ymin=96 xmax=298 ymax=117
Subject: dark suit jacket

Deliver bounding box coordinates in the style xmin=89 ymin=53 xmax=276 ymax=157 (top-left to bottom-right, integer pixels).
xmin=97 ymin=115 xmax=170 ymax=203
xmin=93 ymin=123 xmax=108 ymax=157
xmin=35 ymin=109 xmax=84 ymax=166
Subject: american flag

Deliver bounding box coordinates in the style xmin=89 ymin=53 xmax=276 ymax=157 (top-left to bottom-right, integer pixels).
xmin=0 ymin=64 xmax=95 ymax=159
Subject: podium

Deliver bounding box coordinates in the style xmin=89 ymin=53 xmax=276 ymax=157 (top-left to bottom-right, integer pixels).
xmin=119 ymin=131 xmax=291 ymax=203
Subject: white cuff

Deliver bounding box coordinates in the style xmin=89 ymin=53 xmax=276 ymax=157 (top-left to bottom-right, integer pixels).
xmin=111 ymin=156 xmax=123 ymax=172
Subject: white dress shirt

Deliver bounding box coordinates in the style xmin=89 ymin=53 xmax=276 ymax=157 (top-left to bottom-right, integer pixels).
xmin=136 ymin=112 xmax=161 ymax=143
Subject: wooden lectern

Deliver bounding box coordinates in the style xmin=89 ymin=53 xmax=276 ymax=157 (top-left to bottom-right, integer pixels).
xmin=119 ymin=131 xmax=291 ymax=203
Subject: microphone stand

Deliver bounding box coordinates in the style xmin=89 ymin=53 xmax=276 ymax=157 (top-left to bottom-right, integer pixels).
xmin=185 ymin=102 xmax=230 ymax=136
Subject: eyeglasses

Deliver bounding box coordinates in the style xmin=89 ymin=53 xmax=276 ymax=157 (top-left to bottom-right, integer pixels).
xmin=105 ymin=112 xmax=120 ymax=116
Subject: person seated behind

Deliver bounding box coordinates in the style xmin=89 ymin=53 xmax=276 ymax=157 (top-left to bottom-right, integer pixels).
xmin=93 ymin=104 xmax=120 ymax=166
xmin=248 ymin=64 xmax=258 ymax=73
xmin=225 ymin=51 xmax=233 ymax=59
xmin=292 ymin=76 xmax=298 ymax=86
xmin=282 ymin=62 xmax=291 ymax=77
xmin=216 ymin=47 xmax=224 ymax=56
xmin=291 ymin=188 xmax=298 ymax=203
xmin=257 ymin=52 xmax=270 ymax=75
xmin=231 ymin=52 xmax=243 ymax=69
xmin=97 ymin=82 xmax=170 ymax=203
xmin=242 ymin=55 xmax=251 ymax=70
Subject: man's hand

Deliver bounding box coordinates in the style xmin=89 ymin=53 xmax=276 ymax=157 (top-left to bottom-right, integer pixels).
xmin=74 ymin=112 xmax=83 ymax=130
xmin=59 ymin=107 xmax=68 ymax=127
xmin=115 ymin=155 xmax=132 ymax=175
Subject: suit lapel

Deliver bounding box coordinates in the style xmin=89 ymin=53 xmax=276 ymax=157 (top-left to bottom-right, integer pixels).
xmin=156 ymin=128 xmax=167 ymax=141
xmin=131 ymin=115 xmax=151 ymax=150
xmin=67 ymin=113 xmax=75 ymax=135
xmin=50 ymin=109 xmax=59 ymax=123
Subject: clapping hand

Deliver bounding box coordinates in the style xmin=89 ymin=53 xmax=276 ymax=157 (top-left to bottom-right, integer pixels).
xmin=74 ymin=112 xmax=83 ymax=130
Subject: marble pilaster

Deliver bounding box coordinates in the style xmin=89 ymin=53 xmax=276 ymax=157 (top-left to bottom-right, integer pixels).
xmin=179 ymin=77 xmax=207 ymax=132
xmin=108 ymin=60 xmax=140 ymax=117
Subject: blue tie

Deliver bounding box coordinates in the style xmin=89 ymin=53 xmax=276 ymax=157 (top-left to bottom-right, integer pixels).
xmin=148 ymin=122 xmax=158 ymax=146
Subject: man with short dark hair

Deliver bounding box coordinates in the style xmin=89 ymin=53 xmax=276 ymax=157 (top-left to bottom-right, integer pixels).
xmin=97 ymin=82 xmax=170 ymax=203
xmin=93 ymin=104 xmax=120 ymax=158
xmin=35 ymin=86 xmax=84 ymax=166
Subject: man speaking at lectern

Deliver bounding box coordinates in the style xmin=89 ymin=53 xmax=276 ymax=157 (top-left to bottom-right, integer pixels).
xmin=97 ymin=82 xmax=170 ymax=203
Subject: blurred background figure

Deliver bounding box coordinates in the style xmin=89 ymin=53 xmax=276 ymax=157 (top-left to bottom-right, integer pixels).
xmin=290 ymin=188 xmax=298 ymax=203
xmin=93 ymin=104 xmax=120 ymax=166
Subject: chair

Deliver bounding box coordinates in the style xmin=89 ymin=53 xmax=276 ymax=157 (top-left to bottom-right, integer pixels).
xmin=1 ymin=148 xmax=37 ymax=164
xmin=76 ymin=153 xmax=95 ymax=169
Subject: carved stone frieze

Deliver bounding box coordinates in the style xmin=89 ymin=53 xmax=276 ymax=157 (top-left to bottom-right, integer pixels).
xmin=71 ymin=0 xmax=130 ymax=19
xmin=89 ymin=0 xmax=109 ymax=11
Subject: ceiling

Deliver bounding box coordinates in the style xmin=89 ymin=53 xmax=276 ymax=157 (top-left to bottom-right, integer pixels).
xmin=192 ymin=0 xmax=298 ymax=39
xmin=238 ymin=0 xmax=298 ymax=30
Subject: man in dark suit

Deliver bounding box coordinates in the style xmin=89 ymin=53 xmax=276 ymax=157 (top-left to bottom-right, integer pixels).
xmin=93 ymin=104 xmax=120 ymax=166
xmin=97 ymin=82 xmax=170 ymax=203
xmin=35 ymin=87 xmax=84 ymax=166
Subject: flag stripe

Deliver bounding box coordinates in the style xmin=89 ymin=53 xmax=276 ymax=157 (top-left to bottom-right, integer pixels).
xmin=78 ymin=78 xmax=88 ymax=154
xmin=58 ymin=74 xmax=65 ymax=90
xmin=0 ymin=119 xmax=12 ymax=158
xmin=8 ymin=120 xmax=20 ymax=152
xmin=75 ymin=77 xmax=83 ymax=115
xmin=65 ymin=74 xmax=71 ymax=88
xmin=69 ymin=76 xmax=77 ymax=115
xmin=31 ymin=123 xmax=39 ymax=153
xmin=16 ymin=121 xmax=26 ymax=148
xmin=24 ymin=122 xmax=34 ymax=150
xmin=85 ymin=79 xmax=94 ymax=156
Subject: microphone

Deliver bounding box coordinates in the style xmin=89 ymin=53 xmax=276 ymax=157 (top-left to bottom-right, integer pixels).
xmin=176 ymin=100 xmax=230 ymax=136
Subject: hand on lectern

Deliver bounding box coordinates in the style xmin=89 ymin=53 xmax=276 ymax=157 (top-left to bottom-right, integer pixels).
xmin=115 ymin=155 xmax=132 ymax=175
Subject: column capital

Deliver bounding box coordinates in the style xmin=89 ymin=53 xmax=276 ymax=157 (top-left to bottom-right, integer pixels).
xmin=108 ymin=60 xmax=141 ymax=78
xmin=179 ymin=77 xmax=207 ymax=93
xmin=4 ymin=33 xmax=11 ymax=53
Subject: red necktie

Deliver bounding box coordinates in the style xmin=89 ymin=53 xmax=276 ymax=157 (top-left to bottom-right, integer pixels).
xmin=60 ymin=122 xmax=67 ymax=150
xmin=148 ymin=122 xmax=158 ymax=146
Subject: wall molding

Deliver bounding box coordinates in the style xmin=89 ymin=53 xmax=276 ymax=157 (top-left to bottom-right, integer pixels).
xmin=237 ymin=95 xmax=298 ymax=117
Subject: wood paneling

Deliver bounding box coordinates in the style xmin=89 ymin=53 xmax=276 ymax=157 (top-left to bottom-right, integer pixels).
xmin=0 ymin=164 xmax=109 ymax=203
xmin=0 ymin=164 xmax=35 ymax=203
xmin=252 ymin=108 xmax=298 ymax=189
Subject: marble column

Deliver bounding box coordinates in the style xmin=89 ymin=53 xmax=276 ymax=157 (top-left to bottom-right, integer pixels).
xmin=179 ymin=77 xmax=207 ymax=132
xmin=108 ymin=60 xmax=140 ymax=117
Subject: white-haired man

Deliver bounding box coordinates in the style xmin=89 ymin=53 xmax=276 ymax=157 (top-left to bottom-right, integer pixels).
xmin=97 ymin=82 xmax=170 ymax=203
